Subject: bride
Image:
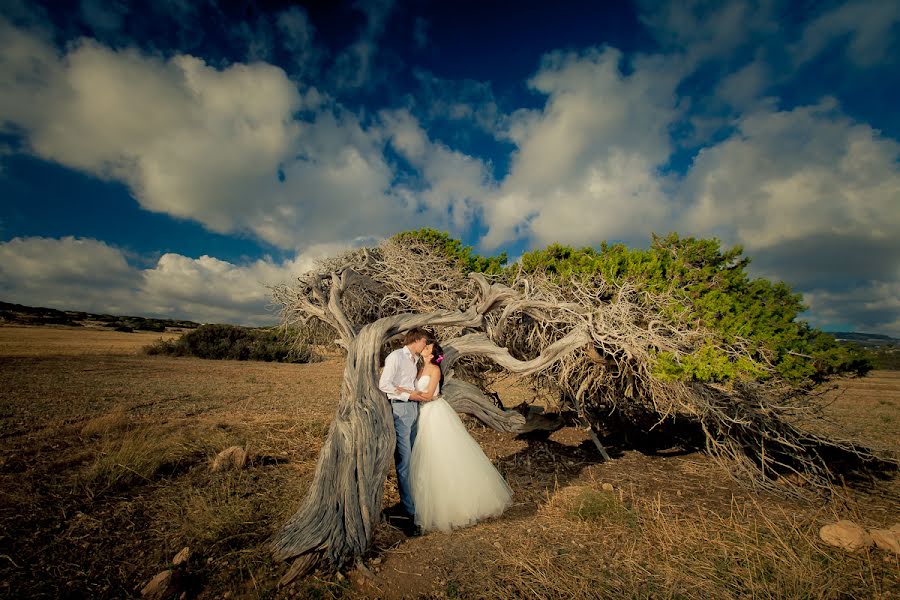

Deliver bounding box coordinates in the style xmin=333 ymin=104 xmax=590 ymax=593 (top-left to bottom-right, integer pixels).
xmin=408 ymin=341 xmax=513 ymax=533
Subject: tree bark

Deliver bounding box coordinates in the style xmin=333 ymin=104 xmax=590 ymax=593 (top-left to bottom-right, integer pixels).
xmin=272 ymin=274 xmax=591 ymax=578
xmin=441 ymin=379 xmax=525 ymax=433
xmin=271 ymin=309 xmax=485 ymax=571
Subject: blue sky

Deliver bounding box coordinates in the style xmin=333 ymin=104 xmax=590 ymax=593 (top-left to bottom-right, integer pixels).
xmin=1 ymin=0 xmax=898 ymax=333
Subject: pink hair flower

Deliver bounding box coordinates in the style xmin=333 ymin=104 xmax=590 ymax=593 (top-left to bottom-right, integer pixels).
xmin=435 ymin=354 xmax=444 ymax=364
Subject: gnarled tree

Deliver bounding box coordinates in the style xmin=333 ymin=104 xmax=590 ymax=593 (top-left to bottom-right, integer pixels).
xmin=270 ymin=235 xmax=894 ymax=579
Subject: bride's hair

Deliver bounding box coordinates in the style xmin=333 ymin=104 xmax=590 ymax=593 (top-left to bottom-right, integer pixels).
xmin=427 ymin=339 xmax=445 ymax=390
xmin=428 ymin=341 xmax=444 ymax=367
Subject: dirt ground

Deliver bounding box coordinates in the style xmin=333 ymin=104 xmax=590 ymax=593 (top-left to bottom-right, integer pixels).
xmin=0 ymin=325 xmax=898 ymax=599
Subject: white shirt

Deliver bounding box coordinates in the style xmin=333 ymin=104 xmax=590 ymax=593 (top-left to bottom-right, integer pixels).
xmin=378 ymin=345 xmax=419 ymax=401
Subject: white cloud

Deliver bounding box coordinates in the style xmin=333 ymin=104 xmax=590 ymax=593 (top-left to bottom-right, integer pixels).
xmin=677 ymin=99 xmax=900 ymax=334
xmin=0 ymin=18 xmax=414 ymax=250
xmin=681 ymin=99 xmax=900 ymax=254
xmin=0 ymin=236 xmax=141 ymax=315
xmin=413 ymin=17 xmax=428 ymax=49
xmin=382 ymin=109 xmax=493 ymax=229
xmin=793 ymin=0 xmax=900 ymax=67
xmin=79 ymin=0 xmax=129 ymax=37
xmin=716 ymin=59 xmax=772 ymax=111
xmin=0 ymin=236 xmax=353 ymax=325
xmin=481 ymin=48 xmax=680 ymax=248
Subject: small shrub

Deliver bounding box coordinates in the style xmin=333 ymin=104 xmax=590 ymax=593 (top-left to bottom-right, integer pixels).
xmin=142 ymin=324 xmax=315 ymax=363
xmin=114 ymin=325 xmax=134 ymax=333
xmin=82 ymin=429 xmax=197 ymax=495
xmin=81 ymin=424 xmax=231 ymax=496
xmin=565 ymin=487 xmax=636 ymax=527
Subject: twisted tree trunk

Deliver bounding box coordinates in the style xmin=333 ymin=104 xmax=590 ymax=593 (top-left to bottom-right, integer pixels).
xmin=271 ymin=308 xmax=489 ymax=576
xmin=271 ymin=278 xmax=590 ymax=580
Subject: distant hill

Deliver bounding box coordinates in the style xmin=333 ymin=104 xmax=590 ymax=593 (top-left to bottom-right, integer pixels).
xmin=0 ymin=301 xmax=200 ymax=332
xmin=831 ymin=331 xmax=900 ymax=348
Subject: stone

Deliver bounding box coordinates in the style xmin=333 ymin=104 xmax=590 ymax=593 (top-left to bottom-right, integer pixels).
xmin=869 ymin=529 xmax=900 ymax=555
xmin=819 ymin=520 xmax=873 ymax=552
xmin=601 ymin=483 xmax=614 ymax=492
xmin=172 ymin=547 xmax=190 ymax=567
xmin=211 ymin=446 xmax=247 ymax=472
xmin=141 ymin=570 xmax=175 ymax=599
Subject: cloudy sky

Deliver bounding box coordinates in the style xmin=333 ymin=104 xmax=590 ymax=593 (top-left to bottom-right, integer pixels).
xmin=1 ymin=0 xmax=898 ymax=332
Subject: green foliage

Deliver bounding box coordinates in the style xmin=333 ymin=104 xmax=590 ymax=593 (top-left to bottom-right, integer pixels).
xmin=395 ymin=229 xmax=873 ymax=385
xmin=104 ymin=317 xmax=166 ymax=332
xmin=565 ymin=487 xmax=636 ymax=528
xmin=144 ymin=324 xmax=314 ymax=363
xmin=518 ymin=233 xmax=872 ymax=384
xmin=869 ymin=346 xmax=900 ymax=370
xmin=653 ymin=345 xmax=768 ymax=383
xmin=393 ymin=228 xmax=508 ymax=274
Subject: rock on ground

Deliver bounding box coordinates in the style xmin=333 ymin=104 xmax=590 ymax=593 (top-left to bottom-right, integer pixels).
xmin=211 ymin=446 xmax=247 ymax=472
xmin=141 ymin=570 xmax=175 ymax=599
xmin=172 ymin=547 xmax=190 ymax=566
xmin=869 ymin=528 xmax=900 ymax=555
xmin=819 ymin=520 xmax=873 ymax=552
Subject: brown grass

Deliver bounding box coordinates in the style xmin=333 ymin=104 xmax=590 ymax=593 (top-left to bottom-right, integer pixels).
xmin=0 ymin=324 xmax=179 ymax=356
xmin=80 ymin=406 xmax=132 ymax=437
xmin=0 ymin=326 xmax=897 ymax=599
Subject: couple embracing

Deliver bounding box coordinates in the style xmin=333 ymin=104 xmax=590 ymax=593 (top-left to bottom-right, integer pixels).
xmin=379 ymin=328 xmax=512 ymax=535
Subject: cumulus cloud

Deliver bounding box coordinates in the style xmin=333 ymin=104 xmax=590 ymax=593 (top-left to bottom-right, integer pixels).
xmin=1 ymin=3 xmax=898 ymax=335
xmin=382 ymin=109 xmax=493 ymax=229
xmin=677 ymin=99 xmax=900 ymax=334
xmin=0 ymin=236 xmax=141 ymax=315
xmin=481 ymin=48 xmax=680 ymax=248
xmin=680 ymin=100 xmax=900 ymax=259
xmin=0 ymin=236 xmax=351 ymax=325
xmin=79 ymin=0 xmax=129 ymax=38
xmin=0 ymin=18 xmax=414 ymax=250
xmin=715 ymin=59 xmax=772 ymax=111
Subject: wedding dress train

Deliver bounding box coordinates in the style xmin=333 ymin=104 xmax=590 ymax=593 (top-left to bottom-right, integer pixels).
xmin=409 ymin=375 xmax=513 ymax=532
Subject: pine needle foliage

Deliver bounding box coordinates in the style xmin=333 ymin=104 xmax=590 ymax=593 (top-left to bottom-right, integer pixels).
xmin=509 ymin=232 xmax=872 ymax=384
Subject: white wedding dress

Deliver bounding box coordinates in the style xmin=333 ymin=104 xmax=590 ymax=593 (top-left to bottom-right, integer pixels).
xmin=409 ymin=375 xmax=513 ymax=532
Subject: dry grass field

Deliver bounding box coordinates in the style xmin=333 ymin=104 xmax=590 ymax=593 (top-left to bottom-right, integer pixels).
xmin=0 ymin=325 xmax=898 ymax=599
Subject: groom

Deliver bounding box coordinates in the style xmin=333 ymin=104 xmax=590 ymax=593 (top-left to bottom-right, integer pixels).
xmin=378 ymin=328 xmax=429 ymax=527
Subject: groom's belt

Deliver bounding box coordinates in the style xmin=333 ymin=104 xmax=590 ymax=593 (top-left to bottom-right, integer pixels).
xmin=389 ymin=398 xmax=410 ymax=403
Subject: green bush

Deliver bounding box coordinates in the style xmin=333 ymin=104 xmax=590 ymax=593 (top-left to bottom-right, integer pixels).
xmin=396 ymin=229 xmax=873 ymax=385
xmin=394 ymin=228 xmax=508 ymax=274
xmin=144 ymin=324 xmax=314 ymax=363
xmin=870 ymin=347 xmax=900 ymax=370
xmin=516 ymin=233 xmax=873 ymax=384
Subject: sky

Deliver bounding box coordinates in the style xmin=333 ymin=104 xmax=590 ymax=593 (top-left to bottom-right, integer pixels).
xmin=0 ymin=0 xmax=898 ymax=333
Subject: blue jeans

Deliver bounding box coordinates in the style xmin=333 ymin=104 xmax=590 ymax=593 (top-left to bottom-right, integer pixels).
xmin=392 ymin=401 xmax=418 ymax=516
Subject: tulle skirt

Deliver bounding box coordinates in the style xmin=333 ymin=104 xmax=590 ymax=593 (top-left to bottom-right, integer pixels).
xmin=409 ymin=398 xmax=513 ymax=532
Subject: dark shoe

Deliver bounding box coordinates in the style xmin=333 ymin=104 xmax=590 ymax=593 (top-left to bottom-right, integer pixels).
xmin=403 ymin=522 xmax=423 ymax=537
